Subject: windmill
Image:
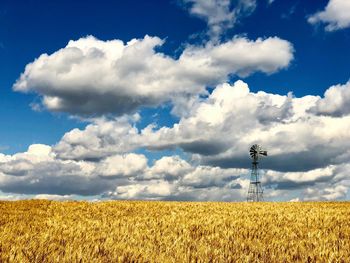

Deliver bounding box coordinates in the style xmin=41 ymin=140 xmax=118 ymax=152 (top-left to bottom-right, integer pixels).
xmin=247 ymin=144 xmax=267 ymax=202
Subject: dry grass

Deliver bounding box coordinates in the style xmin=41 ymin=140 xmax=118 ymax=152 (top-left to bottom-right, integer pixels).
xmin=0 ymin=200 xmax=349 ymax=262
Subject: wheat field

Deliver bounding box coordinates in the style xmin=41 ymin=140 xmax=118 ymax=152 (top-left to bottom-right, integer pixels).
xmin=0 ymin=200 xmax=349 ymax=262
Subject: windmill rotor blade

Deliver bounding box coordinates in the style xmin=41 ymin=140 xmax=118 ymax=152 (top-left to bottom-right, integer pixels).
xmin=250 ymin=144 xmax=259 ymax=159
xmin=249 ymin=144 xmax=267 ymax=159
xmin=250 ymin=145 xmax=259 ymax=156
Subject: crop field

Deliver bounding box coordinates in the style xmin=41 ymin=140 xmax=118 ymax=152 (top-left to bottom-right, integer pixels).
xmin=0 ymin=201 xmax=349 ymax=262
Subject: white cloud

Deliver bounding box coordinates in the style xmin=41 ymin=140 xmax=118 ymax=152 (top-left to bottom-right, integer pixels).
xmin=288 ymin=197 xmax=300 ymax=202
xmin=6 ymin=78 xmax=350 ymax=201
xmin=0 ymin=144 xmax=54 ymax=176
xmin=303 ymin=185 xmax=348 ymax=201
xmin=0 ymin=144 xmax=249 ymax=200
xmin=308 ymin=0 xmax=350 ymax=31
xmin=49 ymin=79 xmax=350 ymax=180
xmin=107 ymin=182 xmax=246 ymax=201
xmin=181 ymin=166 xmax=246 ymax=188
xmin=34 ymin=194 xmax=74 ymax=201
xmin=104 ymin=155 xmax=248 ymax=200
xmin=0 ymin=193 xmax=28 ymax=201
xmin=311 ymin=80 xmax=350 ymax=116
xmin=0 ymin=140 xmax=348 ymax=201
xmin=181 ymin=36 xmax=294 ymax=78
xmin=13 ymin=35 xmax=293 ymax=116
xmin=0 ymin=145 xmax=147 ymax=196
xmin=144 ymin=156 xmax=192 ymax=180
xmin=54 ymin=115 xmax=142 ymax=160
xmin=27 ymin=144 xmax=53 ymax=156
xmin=95 ymin=153 xmax=147 ymax=178
xmin=181 ymin=0 xmax=256 ymax=39
xmin=141 ymin=80 xmax=350 ymax=176
xmin=264 ymin=166 xmax=336 ymax=189
xmin=110 ymin=180 xmax=174 ymax=200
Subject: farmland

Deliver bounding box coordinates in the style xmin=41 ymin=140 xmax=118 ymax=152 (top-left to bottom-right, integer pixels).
xmin=0 ymin=200 xmax=349 ymax=262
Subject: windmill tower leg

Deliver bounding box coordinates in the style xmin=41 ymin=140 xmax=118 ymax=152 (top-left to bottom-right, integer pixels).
xmin=247 ymin=161 xmax=264 ymax=202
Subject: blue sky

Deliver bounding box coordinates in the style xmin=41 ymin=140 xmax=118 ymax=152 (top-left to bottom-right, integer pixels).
xmin=0 ymin=0 xmax=350 ymax=201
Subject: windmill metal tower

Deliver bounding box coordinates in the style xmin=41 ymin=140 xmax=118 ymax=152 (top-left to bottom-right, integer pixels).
xmin=247 ymin=144 xmax=267 ymax=202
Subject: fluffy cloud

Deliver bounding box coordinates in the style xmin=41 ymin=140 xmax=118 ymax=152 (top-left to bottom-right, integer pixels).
xmin=308 ymin=0 xmax=350 ymax=31
xmin=303 ymin=185 xmax=348 ymax=201
xmin=181 ymin=0 xmax=256 ymax=38
xmin=7 ymin=77 xmax=350 ymax=200
xmin=106 ymin=169 xmax=248 ymax=201
xmin=0 ymin=144 xmax=150 ymax=195
xmin=54 ymin=115 xmax=142 ymax=160
xmin=108 ymin=180 xmax=175 ymax=200
xmin=311 ymin=80 xmax=350 ymax=116
xmin=143 ymin=81 xmax=350 ymax=175
xmin=144 ymin=156 xmax=192 ymax=180
xmin=50 ymin=80 xmax=350 ymax=178
xmin=0 ymin=144 xmax=53 ymax=176
xmin=95 ymin=153 xmax=147 ymax=179
xmin=106 ymin=181 xmax=247 ymax=201
xmin=264 ymin=166 xmax=336 ymax=189
xmin=0 ymin=145 xmax=248 ymax=200
xmin=260 ymin=164 xmax=350 ymax=201
xmin=181 ymin=166 xmax=245 ymax=188
xmin=1 ymin=142 xmax=348 ymax=201
xmin=13 ymin=35 xmax=293 ymax=116
xmin=180 ymin=36 xmax=293 ymax=78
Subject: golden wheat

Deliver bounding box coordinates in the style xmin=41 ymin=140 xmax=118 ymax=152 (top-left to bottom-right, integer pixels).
xmin=0 ymin=200 xmax=349 ymax=262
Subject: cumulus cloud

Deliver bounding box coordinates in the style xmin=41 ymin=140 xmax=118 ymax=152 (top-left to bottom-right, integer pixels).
xmin=1 ymin=142 xmax=348 ymax=201
xmin=144 ymin=156 xmax=192 ymax=180
xmin=310 ymin=80 xmax=350 ymax=116
xmin=0 ymin=144 xmax=54 ymax=176
xmin=7 ymin=77 xmax=350 ymax=200
xmin=181 ymin=36 xmax=294 ymax=78
xmin=264 ymin=166 xmax=336 ymax=189
xmin=0 ymin=145 xmax=108 ymax=195
xmin=106 ymin=181 xmax=247 ymax=201
xmin=95 ymin=153 xmax=147 ymax=179
xmin=303 ymin=185 xmax=348 ymax=201
xmin=258 ymin=163 xmax=350 ymax=201
xmin=0 ymin=145 xmax=248 ymax=200
xmin=104 ymin=155 xmax=248 ymax=200
xmin=181 ymin=166 xmax=245 ymax=188
xmin=13 ymin=35 xmax=293 ymax=116
xmin=181 ymin=0 xmax=256 ymax=39
xmin=0 ymin=144 xmax=149 ymax=195
xmin=141 ymin=80 xmax=350 ymax=176
xmin=108 ymin=180 xmax=175 ymax=200
xmin=54 ymin=115 xmax=142 ymax=160
xmin=49 ymin=79 xmax=350 ymax=181
xmin=308 ymin=0 xmax=350 ymax=31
